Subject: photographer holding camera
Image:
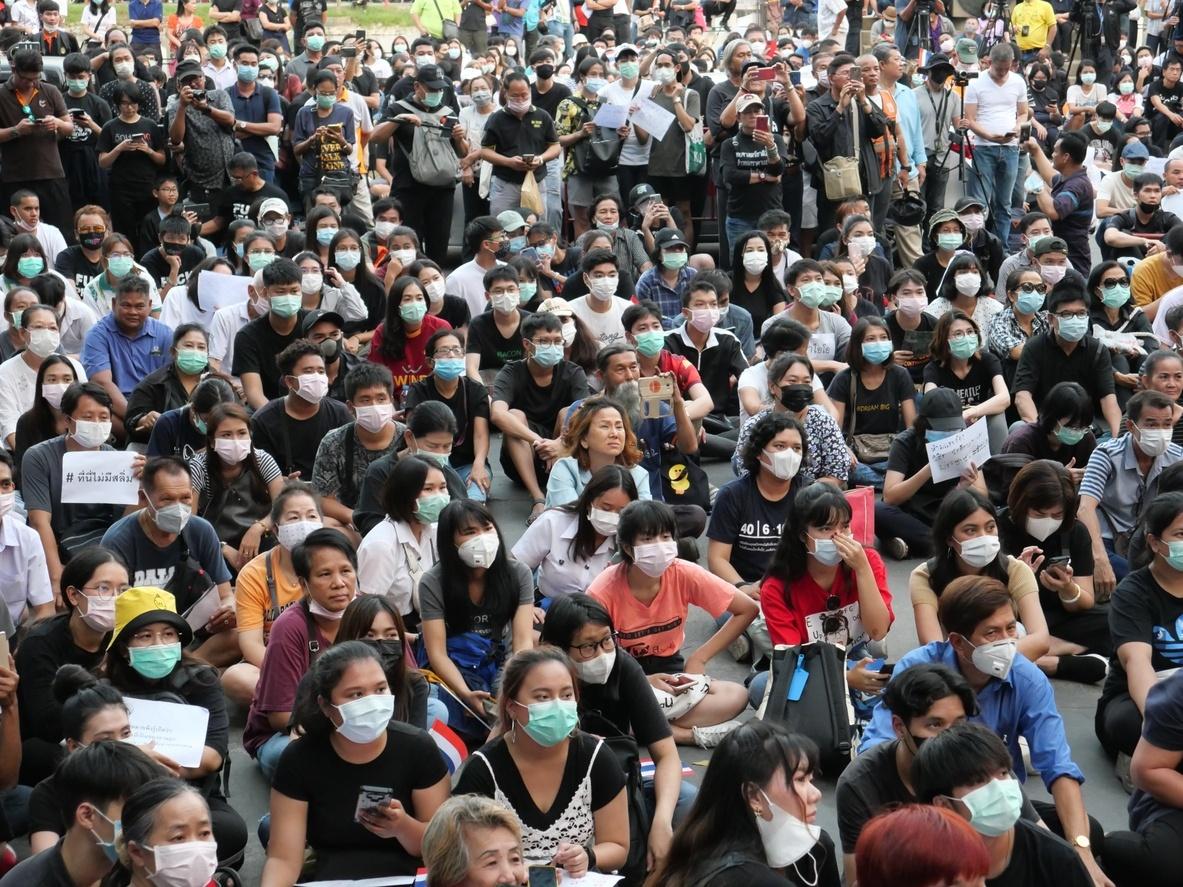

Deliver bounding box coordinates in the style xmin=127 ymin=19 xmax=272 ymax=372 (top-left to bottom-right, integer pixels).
xmin=914 ymin=53 xmax=962 ymax=230
xmin=895 ymin=0 xmax=947 ymax=61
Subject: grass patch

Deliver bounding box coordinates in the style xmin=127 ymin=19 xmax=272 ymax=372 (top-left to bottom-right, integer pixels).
xmin=63 ymin=2 xmax=413 ymax=32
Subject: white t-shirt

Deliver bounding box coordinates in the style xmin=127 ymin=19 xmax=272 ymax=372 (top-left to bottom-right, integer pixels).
xmin=447 ymin=258 xmax=503 ymax=318
xmin=964 ymin=71 xmax=1027 ymax=146
xmin=819 ymin=0 xmax=849 ymax=43
xmin=1097 ymin=169 xmax=1137 ymax=212
xmin=737 ymin=362 xmax=823 ymax=424
xmin=598 ymin=79 xmax=657 ymax=166
xmin=567 ymin=294 xmax=628 ymax=348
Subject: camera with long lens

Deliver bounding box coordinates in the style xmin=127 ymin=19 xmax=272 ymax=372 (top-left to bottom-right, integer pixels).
xmin=1068 ymin=0 xmax=1092 ymax=24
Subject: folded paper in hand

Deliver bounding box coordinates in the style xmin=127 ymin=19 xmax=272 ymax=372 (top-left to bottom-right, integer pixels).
xmin=925 ymin=417 xmax=991 ymax=484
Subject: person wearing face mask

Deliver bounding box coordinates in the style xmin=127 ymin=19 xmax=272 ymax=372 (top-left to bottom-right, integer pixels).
xmin=419 ymin=501 xmax=533 ymax=737
xmin=232 ymin=258 xmax=315 ymax=407
xmin=254 ymin=199 xmax=305 ymax=259
xmin=835 ymin=664 xmax=980 ymax=884
xmin=13 ymin=548 xmax=126 ymax=786
xmin=0 ymin=740 xmax=167 ymax=887
xmin=219 ymin=482 xmax=323 ymax=708
xmin=479 ymin=71 xmax=561 ymax=218
xmin=992 ymin=211 xmax=1056 ymax=299
xmin=1023 ymin=132 xmax=1095 ymax=276
xmin=492 ymin=312 xmax=590 ymax=521
xmin=99 ymin=588 xmax=248 ymax=868
xmin=139 ymin=216 xmax=206 ymax=301
xmin=122 ymin=324 xmax=208 ymax=447
xmin=988 ymin=268 xmax=1053 ymax=385
xmin=912 ymin=489 xmax=1050 ymax=667
xmin=0 ymin=304 xmax=84 ymax=450
xmin=96 ymin=81 xmax=167 ymax=245
xmin=268 ymin=634 xmax=449 ymax=884
xmin=1095 ymin=140 xmax=1149 ymax=222
xmin=222 ymin=44 xmax=284 ymax=185
xmin=883 ymin=269 xmax=936 ymax=384
xmin=1085 ymin=261 xmax=1151 ymax=412
xmin=565 ymin=249 xmax=630 ymax=348
xmin=588 ymin=500 xmax=757 ymax=747
xmin=913 ymin=209 xmax=969 ymax=301
xmin=924 ymin=252 xmax=1003 ymax=342
xmin=719 ymin=90 xmax=788 ymax=246
xmin=166 ymin=60 xmax=238 ymax=201
xmin=242 ymin=529 xmax=361 ymax=781
xmin=923 ymin=310 xmax=1010 ymax=454
xmin=368 ymin=275 xmax=452 ymax=409
xmin=912 ymin=723 xmax=1094 ymax=887
xmin=1013 ymin=281 xmax=1122 ymax=439
xmin=863 ymin=578 xmax=1109 ymax=886
xmin=1105 ymin=171 xmax=1181 ymax=263
xmin=457 ymin=78 xmax=498 ymax=226
xmin=356 ymin=454 xmax=446 ymax=624
xmin=996 ymin=459 xmax=1109 ymax=684
xmin=750 ymin=482 xmax=893 ymax=705
xmin=454 ymin=646 xmax=629 ymax=877
xmin=647 ymin=719 xmax=840 ymax=887
xmin=249 ymin=339 xmax=351 ymax=483
xmin=999 ymin=380 xmax=1096 ymax=491
xmin=954 ymin=196 xmax=1005 ymax=284
xmin=634 ymin=228 xmax=698 ymax=327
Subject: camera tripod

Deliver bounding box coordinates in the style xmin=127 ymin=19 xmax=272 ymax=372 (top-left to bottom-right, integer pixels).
xmin=979 ymin=0 xmax=1012 ymax=53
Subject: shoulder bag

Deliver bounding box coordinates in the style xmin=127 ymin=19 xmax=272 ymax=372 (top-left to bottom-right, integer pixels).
xmin=844 ymin=372 xmax=894 ymax=464
xmin=822 ymin=104 xmax=863 ymax=202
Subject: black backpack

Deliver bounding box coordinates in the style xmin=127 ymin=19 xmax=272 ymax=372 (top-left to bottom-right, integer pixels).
xmin=568 ymin=95 xmax=623 ymax=178
xmin=580 ymin=711 xmax=650 ymax=886
xmin=761 ymin=643 xmax=854 ymax=775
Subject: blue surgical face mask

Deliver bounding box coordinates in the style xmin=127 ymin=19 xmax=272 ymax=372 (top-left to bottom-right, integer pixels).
xmin=434 ymin=357 xmax=465 ymax=380
xmin=89 ymin=808 xmax=121 ymax=863
xmin=509 ymin=235 xmax=528 ymax=253
xmin=531 ymin=342 xmax=564 ymax=367
xmin=925 ymin=428 xmax=961 ymax=442
xmin=861 ymin=340 xmax=892 ymax=364
xmin=1057 ymin=314 xmax=1089 ymax=342
xmin=316 ymin=227 xmax=338 ymax=246
xmin=1164 ymin=540 xmax=1183 ymax=571
xmin=1055 ymin=424 xmax=1086 ymax=445
xmin=1015 ymin=291 xmax=1044 ymax=315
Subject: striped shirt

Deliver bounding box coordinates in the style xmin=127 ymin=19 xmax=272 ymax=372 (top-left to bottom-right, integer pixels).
xmin=1079 ymin=433 xmax=1183 ymax=539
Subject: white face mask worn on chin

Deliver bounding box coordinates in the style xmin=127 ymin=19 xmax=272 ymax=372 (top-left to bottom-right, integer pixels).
xmin=753 ymin=789 xmax=820 ymax=871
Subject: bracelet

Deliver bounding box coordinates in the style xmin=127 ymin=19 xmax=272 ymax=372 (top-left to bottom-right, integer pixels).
xmin=1058 ymin=583 xmax=1083 ymax=605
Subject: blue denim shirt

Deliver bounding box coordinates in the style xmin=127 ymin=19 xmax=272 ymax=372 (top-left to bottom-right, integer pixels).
xmin=859 ymin=641 xmax=1086 ymax=790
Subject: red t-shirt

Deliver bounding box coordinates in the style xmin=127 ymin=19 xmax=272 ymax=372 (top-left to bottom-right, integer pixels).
xmin=759 ymin=549 xmax=893 ymax=647
xmin=368 ymin=313 xmax=452 ymax=399
xmin=656 ymin=349 xmax=703 ymax=398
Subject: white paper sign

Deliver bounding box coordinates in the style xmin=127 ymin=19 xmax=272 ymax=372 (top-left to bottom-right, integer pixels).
xmin=629 ymin=98 xmax=676 ymax=140
xmin=197 ymin=270 xmax=251 ymax=311
xmin=592 ymin=102 xmax=628 ymax=129
xmin=1163 ymin=192 xmax=1183 ymax=218
xmin=124 ymin=697 xmax=210 ymax=768
xmin=1146 ymin=156 xmax=1168 ymax=177
xmin=61 ymin=451 xmax=140 ymax=505
xmin=925 ymin=417 xmax=991 ymax=484
xmin=183 ymin=587 xmax=222 ymax=630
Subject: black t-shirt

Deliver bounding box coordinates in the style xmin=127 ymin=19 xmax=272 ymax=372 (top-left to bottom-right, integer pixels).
xmin=707 ymin=474 xmax=798 ymax=583
xmin=53 ymin=245 xmax=104 ymax=292
xmin=561 ymin=268 xmax=636 ymax=302
xmin=95 ymin=116 xmax=164 ymax=188
xmin=834 ymin=739 xmax=912 ymax=853
xmin=15 ymin=613 xmax=104 ymax=745
xmin=455 ymin=732 xmax=626 ymax=837
xmin=231 ymin=312 xmax=308 ymax=400
xmin=403 ymin=375 xmax=490 ymax=467
xmin=140 ymin=244 xmax=206 ymax=289
xmin=912 ymin=250 xmax=951 ymax=301
xmin=1110 ymin=207 xmax=1182 ymax=239
xmin=466 ymin=309 xmax=531 ymax=371
xmin=250 ymin=396 xmax=353 ymax=480
xmin=886 ymin=310 xmax=935 ymax=384
xmin=731 ymin=277 xmax=785 ymax=336
xmin=1012 ymin=332 xmax=1115 ymax=409
xmin=988 ymin=820 xmax=1092 ymax=887
xmin=532 ymin=81 xmax=573 ymax=119
xmin=434 ymin=294 xmax=470 ymax=330
xmin=996 ymin=510 xmax=1094 ymax=626
xmin=214 ymin=180 xmax=289 ymax=226
xmin=922 ymin=351 xmax=1003 ymax=408
xmin=60 ymin=92 xmax=111 ymax=153
xmin=481 ymin=107 xmax=559 ymax=184
xmin=886 ymin=428 xmax=960 ymax=521
xmin=1103 ymin=565 xmax=1183 ymax=703
xmin=272 ymin=722 xmax=447 ymax=880
xmin=0 ymin=843 xmax=74 ymax=887
xmin=828 ymin=366 xmax=915 ymax=436
xmin=578 ymin=650 xmax=672 ymax=748
xmin=211 ymin=0 xmax=241 ymax=39
xmin=491 ymin=359 xmax=590 ymax=432
xmin=1149 ymin=79 xmax=1183 ymax=117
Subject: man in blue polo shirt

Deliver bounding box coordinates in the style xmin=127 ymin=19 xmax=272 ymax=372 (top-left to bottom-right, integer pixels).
xmin=80 ymin=277 xmax=172 ymax=433
xmin=223 ymin=43 xmax=283 ymax=182
xmin=861 ymin=575 xmax=1110 ymax=887
xmin=127 ymin=0 xmax=163 ymax=59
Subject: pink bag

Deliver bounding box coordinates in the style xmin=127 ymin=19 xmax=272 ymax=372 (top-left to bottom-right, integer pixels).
xmin=845 ymin=486 xmax=875 ymax=547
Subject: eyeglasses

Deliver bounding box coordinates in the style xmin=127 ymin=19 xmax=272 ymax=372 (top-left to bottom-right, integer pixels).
xmin=433 ymin=346 xmax=464 ymax=357
xmin=948 ymin=330 xmax=976 ymax=340
xmin=1055 ymin=310 xmax=1089 ymax=319
xmin=1100 ymin=278 xmax=1127 ymax=288
xmin=1015 ymin=283 xmax=1047 ymax=294
xmin=81 ymin=582 xmax=129 ymax=600
xmin=570 ymin=633 xmax=616 ymax=657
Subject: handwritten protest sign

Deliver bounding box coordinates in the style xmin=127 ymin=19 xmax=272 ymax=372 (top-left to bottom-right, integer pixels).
xmin=61 ymin=451 xmax=140 ymax=505
xmin=124 ymin=697 xmax=210 ymax=767
xmin=592 ymin=103 xmax=628 ymax=129
xmin=197 ymin=270 xmax=251 ymax=311
xmin=629 ymin=98 xmax=676 ymax=139
xmin=925 ymin=417 xmax=991 ymax=484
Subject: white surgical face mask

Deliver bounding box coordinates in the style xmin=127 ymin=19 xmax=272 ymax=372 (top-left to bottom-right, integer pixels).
xmin=142 ymin=840 xmax=218 ymax=887
xmin=743 ymin=251 xmax=768 ymax=274
xmin=354 ymin=403 xmax=393 ymax=434
xmin=957 ymin=534 xmax=1001 ymax=568
xmin=1025 ymin=515 xmax=1062 ymax=542
xmin=424 ymin=278 xmax=447 ymax=303
xmin=762 ymin=447 xmax=801 ymax=480
xmin=631 ymin=540 xmax=678 ymax=578
xmin=969 ymin=637 xmax=1018 ymax=680
xmin=588 ymin=276 xmax=619 ymax=300
xmin=300 ymin=272 xmax=323 ymax=295
xmin=213 ymin=437 xmax=251 ymax=464
xmin=1136 ymin=425 xmax=1173 ymax=457
xmin=42 ymin=381 xmax=70 ymax=410
xmin=457 ymin=530 xmax=501 ymax=568
xmin=277 ymin=518 xmax=322 ymax=550
xmin=588 ymin=506 xmax=619 ymax=535
xmin=754 ymin=789 xmax=819 ymax=869
xmin=954 ymin=273 xmax=982 ymax=295
xmin=573 ymin=648 xmax=616 ymax=684
xmin=71 ymin=419 xmax=111 ymax=448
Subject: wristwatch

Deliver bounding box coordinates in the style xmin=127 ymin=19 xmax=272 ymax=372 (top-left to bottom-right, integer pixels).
xmin=1072 ymin=835 xmax=1091 ymax=850
xmin=233 ymin=119 xmax=245 ymax=132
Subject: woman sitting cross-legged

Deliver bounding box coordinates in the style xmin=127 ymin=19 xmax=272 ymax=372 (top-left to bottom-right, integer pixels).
xmin=545 ymin=396 xmax=651 ymax=506
xmin=588 ymin=500 xmax=759 ymax=748
xmin=262 ymin=641 xmax=451 ymax=885
xmin=454 ymin=647 xmax=630 ymax=877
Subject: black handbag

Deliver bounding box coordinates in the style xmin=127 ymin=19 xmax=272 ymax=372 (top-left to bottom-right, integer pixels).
xmin=659 ymin=450 xmax=711 ymax=513
xmin=569 ymin=95 xmax=623 ymax=177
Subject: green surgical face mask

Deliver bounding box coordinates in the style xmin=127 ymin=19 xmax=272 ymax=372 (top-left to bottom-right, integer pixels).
xmin=316 ymin=93 xmax=335 ymax=110
xmin=415 ymin=491 xmax=450 ymax=523
xmin=634 ymin=329 xmax=666 ymax=357
xmin=128 ymin=642 xmax=182 ymax=680
xmin=270 ymin=294 xmax=302 ymax=317
xmin=937 ymin=233 xmax=963 ymax=251
xmin=176 ymin=348 xmax=208 ymax=374
xmin=66 ymin=78 xmax=88 ymax=93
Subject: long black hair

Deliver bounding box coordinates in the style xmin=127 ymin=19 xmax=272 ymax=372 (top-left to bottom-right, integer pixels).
xmin=644 ymin=721 xmax=820 ymax=887
xmin=201 ymin=401 xmax=271 ymax=515
xmin=731 ymin=230 xmax=785 ymax=298
xmin=290 ymin=640 xmax=386 ymax=738
xmin=379 ymin=275 xmax=427 ymax=361
xmin=336 ymin=595 xmax=416 ymax=725
xmin=25 ymin=353 xmax=80 ymax=443
xmin=435 ymin=501 xmax=517 ymax=634
xmin=1034 ymin=381 xmax=1094 ymax=437
xmin=558 ymin=464 xmax=638 ymax=561
xmin=927 ymin=488 xmax=1008 ymax=594
xmin=764 ymin=481 xmax=853 ymax=584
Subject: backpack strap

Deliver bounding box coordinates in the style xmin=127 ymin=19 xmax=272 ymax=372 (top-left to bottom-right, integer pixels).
xmin=301 ymin=599 xmax=322 ymax=661
xmin=263 ymin=549 xmax=280 ymax=624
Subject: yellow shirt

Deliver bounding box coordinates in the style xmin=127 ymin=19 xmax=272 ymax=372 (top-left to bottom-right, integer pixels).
xmin=235 ymin=548 xmax=303 ymax=638
xmin=1132 ymin=251 xmax=1183 ymax=307
xmin=1011 ymin=0 xmax=1057 ymax=50
xmin=909 ymin=557 xmax=1038 ymax=613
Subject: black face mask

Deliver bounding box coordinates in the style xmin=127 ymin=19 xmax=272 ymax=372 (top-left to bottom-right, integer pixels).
xmin=535 ymin=64 xmax=554 ymax=81
xmin=361 ymin=637 xmax=404 ymax=672
xmin=491 ymin=240 xmax=510 ymax=260
xmin=1139 ymin=201 xmax=1159 ymax=215
xmin=779 ymin=383 xmax=813 ymax=413
xmin=319 ymin=337 xmax=340 ymax=363
xmin=907 ymin=732 xmax=928 ymax=753
xmin=162 ymin=243 xmax=187 ymax=257
xmin=80 ymin=232 xmax=104 ymax=250
xmin=1031 ymin=80 xmax=1046 ymax=91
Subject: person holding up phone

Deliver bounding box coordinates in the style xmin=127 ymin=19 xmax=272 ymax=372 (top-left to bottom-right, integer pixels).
xmin=718 ymin=89 xmax=788 ymax=247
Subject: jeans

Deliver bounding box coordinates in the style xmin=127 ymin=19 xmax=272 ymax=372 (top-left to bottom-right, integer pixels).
xmin=544 ymin=158 xmax=563 ymax=231
xmin=850 ymin=459 xmax=888 ymax=491
xmin=453 ymin=463 xmax=488 ymax=502
xmin=642 ymin=777 xmax=698 ymax=827
xmin=967 ymin=144 xmax=1020 ymax=246
xmin=1103 ymin=537 xmax=1131 ymax=585
xmin=549 ymin=19 xmax=574 ymax=56
xmin=254 ymin=731 xmax=291 ymax=785
xmin=725 ymin=214 xmax=756 ymax=250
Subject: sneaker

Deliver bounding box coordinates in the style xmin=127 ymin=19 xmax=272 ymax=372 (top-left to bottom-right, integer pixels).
xmin=1116 ymin=752 xmax=1134 ymax=794
xmin=692 ymin=720 xmax=742 ymax=749
xmin=882 ymin=537 xmax=909 ymax=560
xmin=1054 ymin=654 xmax=1108 ymax=685
xmin=728 ymin=632 xmax=752 ymax=663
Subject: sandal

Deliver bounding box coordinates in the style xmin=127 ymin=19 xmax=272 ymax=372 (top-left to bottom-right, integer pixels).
xmin=526 ymin=498 xmax=546 ymax=525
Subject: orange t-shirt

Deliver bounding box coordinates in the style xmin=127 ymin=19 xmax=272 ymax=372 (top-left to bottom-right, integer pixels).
xmin=587 ymin=559 xmax=735 ymax=662
xmin=235 ymin=548 xmax=303 ymax=639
